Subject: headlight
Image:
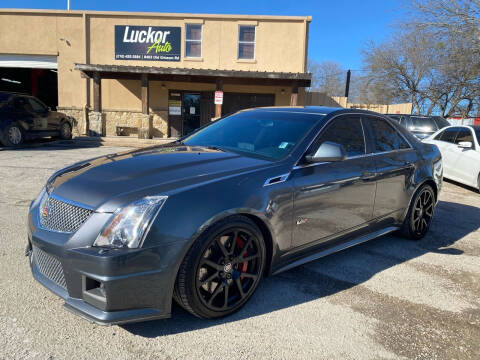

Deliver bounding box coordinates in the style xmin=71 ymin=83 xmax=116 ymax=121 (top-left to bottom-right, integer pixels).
xmin=93 ymin=196 xmax=167 ymax=249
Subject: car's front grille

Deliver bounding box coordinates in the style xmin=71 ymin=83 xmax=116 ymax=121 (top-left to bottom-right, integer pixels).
xmin=40 ymin=196 xmax=93 ymax=233
xmin=32 ymin=245 xmax=67 ymax=289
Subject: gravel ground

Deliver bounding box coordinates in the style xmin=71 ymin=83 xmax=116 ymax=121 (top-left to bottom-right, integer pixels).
xmin=0 ymin=146 xmax=479 ymax=360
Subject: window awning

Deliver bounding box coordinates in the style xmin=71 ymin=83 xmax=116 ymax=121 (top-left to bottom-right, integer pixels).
xmin=75 ymin=63 xmax=311 ymax=87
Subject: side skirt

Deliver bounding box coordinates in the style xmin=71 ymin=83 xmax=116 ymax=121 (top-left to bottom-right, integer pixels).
xmin=272 ymin=226 xmax=399 ymax=275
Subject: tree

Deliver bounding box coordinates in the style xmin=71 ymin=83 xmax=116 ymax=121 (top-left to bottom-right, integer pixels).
xmin=359 ymin=1 xmax=480 ymax=117
xmin=361 ymin=29 xmax=435 ymax=114
xmin=410 ymin=0 xmax=480 ymax=54
xmin=307 ymin=59 xmax=346 ymax=97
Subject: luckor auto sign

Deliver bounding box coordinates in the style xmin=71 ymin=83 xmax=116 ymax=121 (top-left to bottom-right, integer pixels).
xmin=115 ymin=25 xmax=181 ymax=61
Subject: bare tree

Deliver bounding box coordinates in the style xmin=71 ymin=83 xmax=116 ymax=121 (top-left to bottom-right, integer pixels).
xmin=361 ymin=30 xmax=436 ymax=114
xmin=307 ymin=59 xmax=346 ymax=97
xmin=410 ymin=0 xmax=480 ymax=53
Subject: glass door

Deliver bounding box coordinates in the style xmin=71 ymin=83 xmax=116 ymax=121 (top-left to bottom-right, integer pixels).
xmin=182 ymin=93 xmax=201 ymax=136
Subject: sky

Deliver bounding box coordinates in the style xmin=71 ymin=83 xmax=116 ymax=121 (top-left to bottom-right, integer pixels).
xmin=1 ymin=0 xmax=405 ymax=72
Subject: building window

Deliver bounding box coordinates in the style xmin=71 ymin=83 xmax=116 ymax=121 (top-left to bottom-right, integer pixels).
xmin=185 ymin=24 xmax=202 ymax=58
xmin=238 ymin=25 xmax=256 ymax=60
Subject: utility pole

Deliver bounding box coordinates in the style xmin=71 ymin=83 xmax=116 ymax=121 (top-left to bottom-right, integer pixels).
xmin=344 ymin=70 xmax=351 ymax=98
xmin=67 ymin=0 xmax=70 ymax=10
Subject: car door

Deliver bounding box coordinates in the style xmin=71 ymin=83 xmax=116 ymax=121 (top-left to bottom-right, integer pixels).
xmin=12 ymin=96 xmax=43 ymax=131
xmin=363 ymin=116 xmax=418 ymax=221
xmin=292 ymin=115 xmax=377 ymax=248
xmin=26 ymin=97 xmax=55 ymax=131
xmin=449 ymin=127 xmax=480 ymax=186
xmin=431 ymin=127 xmax=461 ymax=179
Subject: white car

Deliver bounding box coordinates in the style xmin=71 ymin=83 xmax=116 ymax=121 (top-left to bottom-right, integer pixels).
xmin=424 ymin=125 xmax=480 ymax=192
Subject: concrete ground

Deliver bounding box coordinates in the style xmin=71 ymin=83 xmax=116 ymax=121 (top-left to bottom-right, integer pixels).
xmin=0 ymin=146 xmax=478 ymax=360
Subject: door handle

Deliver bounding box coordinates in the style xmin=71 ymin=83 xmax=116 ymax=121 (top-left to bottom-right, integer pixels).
xmin=361 ymin=171 xmax=377 ymax=180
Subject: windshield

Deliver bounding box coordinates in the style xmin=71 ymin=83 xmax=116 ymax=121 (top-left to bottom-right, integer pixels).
xmin=183 ymin=111 xmax=321 ymax=161
xmin=410 ymin=116 xmax=437 ymax=131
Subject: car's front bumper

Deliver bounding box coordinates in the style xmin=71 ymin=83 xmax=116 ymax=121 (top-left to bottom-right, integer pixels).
xmin=27 ymin=210 xmax=187 ymax=325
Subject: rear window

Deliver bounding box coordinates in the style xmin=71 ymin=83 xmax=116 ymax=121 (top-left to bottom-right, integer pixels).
xmin=432 ymin=116 xmax=450 ymax=129
xmin=410 ymin=116 xmax=437 ymax=130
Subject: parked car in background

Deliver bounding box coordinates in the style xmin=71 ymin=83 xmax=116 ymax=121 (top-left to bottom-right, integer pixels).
xmin=424 ymin=125 xmax=480 ymax=192
xmin=27 ymin=107 xmax=442 ymax=324
xmin=387 ymin=114 xmax=450 ymax=139
xmin=0 ymin=91 xmax=72 ymax=146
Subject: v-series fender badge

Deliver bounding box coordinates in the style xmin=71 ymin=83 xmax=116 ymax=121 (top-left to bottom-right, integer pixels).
xmin=122 ymin=26 xmax=171 ymax=44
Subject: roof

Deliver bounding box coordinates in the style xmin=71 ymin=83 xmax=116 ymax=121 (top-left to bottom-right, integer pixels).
xmin=0 ymin=9 xmax=312 ymax=22
xmin=75 ymin=64 xmax=311 ymax=87
xmin=254 ymin=106 xmax=342 ymax=114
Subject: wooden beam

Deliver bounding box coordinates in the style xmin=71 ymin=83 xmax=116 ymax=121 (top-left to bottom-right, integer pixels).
xmin=141 ymin=73 xmax=149 ymax=115
xmin=290 ymin=83 xmax=299 ymax=106
xmin=93 ymin=72 xmax=101 ymax=112
xmin=215 ymin=78 xmax=223 ymax=118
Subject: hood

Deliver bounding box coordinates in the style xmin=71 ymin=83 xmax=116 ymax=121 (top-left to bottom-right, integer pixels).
xmin=48 ymin=145 xmax=272 ymax=212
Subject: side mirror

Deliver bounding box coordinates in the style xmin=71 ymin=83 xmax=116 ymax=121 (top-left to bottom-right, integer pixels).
xmin=458 ymin=141 xmax=473 ymax=149
xmin=305 ymin=141 xmax=347 ymax=163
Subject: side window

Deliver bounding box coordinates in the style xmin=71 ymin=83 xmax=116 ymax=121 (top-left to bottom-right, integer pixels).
xmin=314 ymin=116 xmax=365 ymax=158
xmin=439 ymin=127 xmax=459 ymax=143
xmin=368 ymin=117 xmax=411 ymax=152
xmin=455 ymin=128 xmax=474 ymax=145
xmin=27 ymin=98 xmax=46 ymax=112
xmin=434 ymin=130 xmax=445 ymax=140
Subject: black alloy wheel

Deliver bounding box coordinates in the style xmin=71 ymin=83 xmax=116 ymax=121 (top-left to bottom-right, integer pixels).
xmin=174 ymin=216 xmax=266 ymax=319
xmin=402 ymin=184 xmax=435 ymax=240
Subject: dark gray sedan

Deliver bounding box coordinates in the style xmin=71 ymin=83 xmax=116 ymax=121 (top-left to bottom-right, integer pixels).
xmin=27 ymin=107 xmax=443 ymax=324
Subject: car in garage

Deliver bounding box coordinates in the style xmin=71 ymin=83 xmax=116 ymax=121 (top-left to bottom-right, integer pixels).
xmin=0 ymin=91 xmax=72 ymax=146
xmin=424 ymin=125 xmax=480 ymax=192
xmin=387 ymin=114 xmax=450 ymax=139
xmin=26 ymin=106 xmax=442 ymax=324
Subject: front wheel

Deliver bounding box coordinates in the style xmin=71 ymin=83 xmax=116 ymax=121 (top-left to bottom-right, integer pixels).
xmin=401 ymin=184 xmax=436 ymax=240
xmin=174 ymin=216 xmax=266 ymax=319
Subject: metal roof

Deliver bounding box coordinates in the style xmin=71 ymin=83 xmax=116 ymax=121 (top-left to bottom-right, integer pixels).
xmin=75 ymin=63 xmax=311 ymax=87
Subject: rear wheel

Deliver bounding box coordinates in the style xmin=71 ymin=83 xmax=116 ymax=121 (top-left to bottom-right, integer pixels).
xmin=59 ymin=122 xmax=72 ymax=140
xmin=4 ymin=123 xmax=24 ymax=146
xmin=174 ymin=216 xmax=266 ymax=319
xmin=401 ymin=184 xmax=436 ymax=240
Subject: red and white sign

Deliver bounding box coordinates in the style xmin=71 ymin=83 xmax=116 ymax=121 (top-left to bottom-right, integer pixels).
xmin=214 ymin=91 xmax=223 ymax=105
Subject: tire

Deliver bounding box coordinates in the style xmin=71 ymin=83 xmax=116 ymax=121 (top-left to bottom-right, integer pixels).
xmin=401 ymin=184 xmax=436 ymax=240
xmin=477 ymin=174 xmax=480 ymax=194
xmin=3 ymin=123 xmax=24 ymax=146
xmin=59 ymin=121 xmax=72 ymax=140
xmin=174 ymin=215 xmax=266 ymax=319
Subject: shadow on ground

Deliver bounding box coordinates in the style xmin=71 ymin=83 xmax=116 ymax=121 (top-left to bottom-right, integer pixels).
xmin=0 ymin=137 xmax=104 ymax=151
xmin=123 ymin=199 xmax=480 ymax=337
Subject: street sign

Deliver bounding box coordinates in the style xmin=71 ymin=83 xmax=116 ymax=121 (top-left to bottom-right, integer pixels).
xmin=214 ymin=91 xmax=223 ymax=105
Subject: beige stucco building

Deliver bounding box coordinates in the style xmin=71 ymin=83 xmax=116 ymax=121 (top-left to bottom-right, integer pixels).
xmin=0 ymin=9 xmax=312 ymax=138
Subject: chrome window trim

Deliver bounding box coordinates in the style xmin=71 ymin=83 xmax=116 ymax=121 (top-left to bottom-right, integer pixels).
xmin=292 ymin=148 xmax=414 ymax=170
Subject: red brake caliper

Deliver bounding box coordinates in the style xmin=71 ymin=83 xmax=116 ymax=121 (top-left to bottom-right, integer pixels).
xmin=235 ymin=236 xmax=248 ymax=276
